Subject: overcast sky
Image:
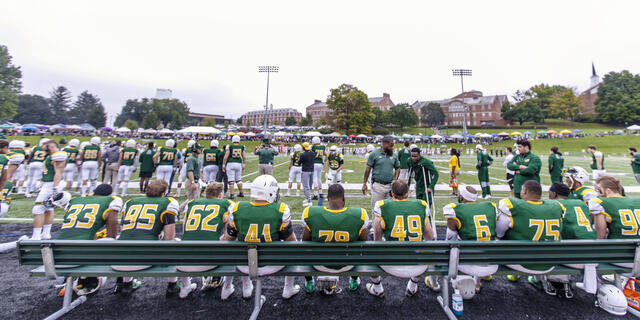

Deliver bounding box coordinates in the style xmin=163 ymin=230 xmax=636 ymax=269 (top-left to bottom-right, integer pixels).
xmin=2 ymin=0 xmax=639 ymax=125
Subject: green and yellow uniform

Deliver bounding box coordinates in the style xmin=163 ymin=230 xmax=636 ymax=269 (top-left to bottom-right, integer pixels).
xmin=302 ymin=206 xmax=368 ymax=242
xmin=476 ymin=151 xmax=493 ymax=198
xmin=397 ymin=148 xmax=411 ymax=170
xmin=631 ymin=153 xmax=640 ymax=175
xmin=290 ymin=152 xmax=301 ymax=167
xmin=407 ymin=156 xmax=438 ymax=204
xmin=228 ymin=201 xmax=291 ymax=243
xmin=589 ymin=196 xmax=640 ymax=239
xmin=157 ymin=147 xmax=177 ymax=165
xmin=42 ymin=151 xmax=68 ymax=182
xmin=118 ymin=197 xmax=179 ymax=240
xmin=62 ymin=147 xmax=79 ymax=164
xmin=0 ymin=154 xmax=8 ymax=172
xmin=569 ymin=186 xmax=598 ymax=203
xmin=507 ymin=151 xmax=541 ymax=198
xmin=120 ymin=148 xmax=138 ymax=166
xmin=203 ymin=148 xmax=222 ymax=167
xmin=182 ymin=198 xmax=233 ymax=241
xmin=139 ymin=148 xmax=155 ymax=173
xmin=443 ymin=202 xmax=497 ymax=241
xmin=0 ymin=155 xmax=9 ymax=202
xmin=557 ymin=199 xmax=596 ymax=240
xmin=590 ymin=152 xmax=605 ymax=170
xmin=327 ymin=153 xmax=344 ymax=170
xmin=82 ymin=145 xmax=100 ymax=162
xmin=30 ymin=146 xmax=47 ymax=163
xmin=227 ymin=143 xmax=244 ymax=163
xmin=56 ymin=196 xmax=123 ymax=240
xmin=548 ymin=152 xmax=564 ymax=183
xmin=374 ymin=199 xmax=428 ymax=241
xmin=312 ymin=145 xmax=325 ymax=164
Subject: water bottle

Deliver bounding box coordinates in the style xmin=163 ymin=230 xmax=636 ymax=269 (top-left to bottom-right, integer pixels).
xmin=452 ymin=289 xmax=463 ymax=316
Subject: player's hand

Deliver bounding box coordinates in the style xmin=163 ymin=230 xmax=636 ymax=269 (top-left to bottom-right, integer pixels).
xmin=362 ymin=183 xmax=368 ymax=195
xmin=519 ymin=165 xmax=527 ymax=170
xmin=222 ymin=166 xmax=226 ymax=172
xmin=427 ymin=188 xmax=433 ymax=193
xmin=191 ymin=183 xmax=198 ymax=191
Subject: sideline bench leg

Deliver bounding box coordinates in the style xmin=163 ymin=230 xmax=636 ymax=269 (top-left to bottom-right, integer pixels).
xmin=629 ymin=306 xmax=640 ymax=318
xmin=249 ymin=279 xmax=266 ymax=320
xmin=436 ymin=276 xmax=457 ymax=320
xmin=43 ymin=277 xmax=87 ymax=320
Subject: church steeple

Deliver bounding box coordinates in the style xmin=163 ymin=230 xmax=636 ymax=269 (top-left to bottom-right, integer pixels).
xmin=590 ymin=62 xmax=600 ymax=88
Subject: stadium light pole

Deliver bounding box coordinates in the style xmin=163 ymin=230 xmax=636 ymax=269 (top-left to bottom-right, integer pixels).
xmin=258 ymin=66 xmax=279 ymax=135
xmin=452 ymin=69 xmax=472 ymax=136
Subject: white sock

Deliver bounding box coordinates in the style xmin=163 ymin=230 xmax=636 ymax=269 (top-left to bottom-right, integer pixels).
xmin=177 ymin=187 xmax=181 ymax=197
xmin=168 ymin=277 xmax=178 ymax=283
xmin=222 ymin=276 xmax=233 ymax=288
xmin=42 ymin=224 xmax=52 ymax=238
xmin=179 ymin=276 xmax=191 ymax=287
xmin=31 ymin=227 xmax=42 ymax=240
xmin=0 ymin=241 xmax=17 ymax=253
xmin=284 ymin=276 xmax=296 ymax=290
xmin=81 ymin=186 xmax=87 ymax=196
xmin=121 ymin=182 xmax=127 ymax=196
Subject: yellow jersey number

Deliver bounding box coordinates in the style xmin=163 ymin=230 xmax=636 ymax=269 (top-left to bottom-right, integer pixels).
xmin=318 ymin=230 xmax=350 ymax=242
xmin=84 ymin=149 xmax=98 ymax=160
xmin=205 ymin=153 xmax=217 ymax=162
xmin=244 ymin=223 xmax=272 ymax=243
xmin=33 ymin=150 xmax=47 ymax=161
xmin=528 ymin=219 xmax=561 ymax=241
xmin=618 ymin=209 xmax=640 ymax=236
xmin=231 ymin=148 xmax=242 ymax=158
xmin=473 ymin=215 xmax=492 ymax=241
xmin=122 ymin=204 xmax=157 ymax=231
xmin=123 ymin=151 xmax=136 ymax=160
xmin=184 ymin=204 xmax=220 ymax=232
xmin=62 ymin=204 xmax=100 ymax=229
xmin=390 ymin=215 xmax=423 ymax=241
xmin=161 ymin=151 xmax=174 ymax=161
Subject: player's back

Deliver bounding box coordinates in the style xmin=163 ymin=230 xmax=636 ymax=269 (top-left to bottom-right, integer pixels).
xmin=82 ymin=145 xmax=100 ymax=162
xmin=227 ymin=144 xmax=244 ymax=162
xmin=120 ymin=148 xmax=138 ymax=165
xmin=557 ymin=199 xmax=596 ymax=240
xmin=62 ymin=147 xmax=78 ymax=163
xmin=57 ymin=196 xmax=120 ymax=240
xmin=502 ymin=198 xmax=564 ymax=241
xmin=31 ymin=146 xmax=47 ymax=162
xmin=158 ymin=147 xmax=176 ymax=165
xmin=119 ymin=196 xmax=176 ymax=240
xmin=378 ymin=199 xmax=427 ymax=241
xmin=303 ymin=206 xmax=367 ymax=242
xmin=231 ymin=201 xmax=286 ymax=242
xmin=593 ymin=196 xmax=640 ymax=239
xmin=182 ymin=198 xmax=233 ymax=241
xmin=446 ymin=202 xmax=496 ymax=241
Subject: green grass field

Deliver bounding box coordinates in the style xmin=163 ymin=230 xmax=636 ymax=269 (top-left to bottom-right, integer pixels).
xmin=3 ymin=150 xmax=637 ymax=225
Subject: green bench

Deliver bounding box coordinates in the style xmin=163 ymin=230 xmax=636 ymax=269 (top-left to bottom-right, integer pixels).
xmin=17 ymin=239 xmax=640 ymax=320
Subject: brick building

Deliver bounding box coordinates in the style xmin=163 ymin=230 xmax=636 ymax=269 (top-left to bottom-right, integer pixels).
xmin=241 ymin=108 xmax=303 ymax=126
xmin=305 ymin=93 xmax=395 ymax=125
xmin=411 ymin=91 xmax=509 ymax=126
xmin=580 ymin=63 xmax=600 ymax=115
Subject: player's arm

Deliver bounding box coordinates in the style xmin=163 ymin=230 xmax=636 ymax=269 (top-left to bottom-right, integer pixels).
xmin=425 ymin=161 xmax=439 ymax=191
xmin=161 ymin=199 xmax=179 ymax=240
xmin=117 ymin=151 xmax=123 ymax=167
xmin=152 ymin=150 xmax=160 ymax=163
xmin=362 ymin=166 xmax=372 ymax=194
xmin=52 ymin=159 xmax=67 ymax=188
xmin=372 ymin=201 xmax=384 ymax=241
xmin=221 ymin=149 xmax=230 ymax=172
xmin=96 ymin=150 xmax=102 ymax=167
xmin=173 ymin=151 xmax=178 ymax=168
xmin=495 ymin=199 xmax=514 ymax=240
xmin=301 ymin=207 xmax=311 ymax=241
xmin=288 ymin=155 xmax=293 ymax=170
xmin=222 ymin=203 xmax=238 ymax=240
xmin=596 ymin=153 xmax=603 ymax=170
xmin=393 ymin=156 xmax=400 ymax=181
xmin=337 ymin=155 xmax=344 ymax=172
xmin=105 ymin=197 xmax=123 ymax=239
xmin=588 ymin=198 xmax=608 ymax=239
xmin=358 ymin=208 xmax=370 ymax=241
xmin=280 ymin=204 xmax=296 ymax=241
xmin=241 ymin=149 xmax=246 ymax=172
xmin=443 ymin=204 xmax=460 ymax=240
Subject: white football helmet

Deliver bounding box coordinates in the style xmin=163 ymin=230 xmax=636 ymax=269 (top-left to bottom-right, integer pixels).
xmin=366 ymin=144 xmax=375 ymax=153
xmin=409 ymin=144 xmax=418 ymax=150
xmin=8 ymin=140 xmax=22 ymax=149
xmin=68 ymin=139 xmax=80 ymax=148
xmin=38 ymin=138 xmax=50 ymax=147
xmin=596 ymin=284 xmax=627 ymax=316
xmin=475 ymin=144 xmax=484 ymax=151
xmin=46 ymin=191 xmax=71 ymax=209
xmin=251 ymin=175 xmax=280 ymax=203
xmin=311 ymin=136 xmax=321 ymax=145
xmin=232 ymin=135 xmax=241 ymax=143
xmin=564 ymin=166 xmax=589 ymax=188
xmin=452 ymin=276 xmax=476 ymax=300
xmin=165 ymin=139 xmax=175 ymax=147
xmin=293 ymin=144 xmax=302 ymax=152
xmin=187 ymin=140 xmax=196 ymax=148
xmin=90 ymin=137 xmax=101 ymax=145
xmin=329 ymin=145 xmax=338 ymax=153
xmin=125 ymin=139 xmax=136 ymax=148
xmin=79 ymin=142 xmax=89 ymax=150
xmin=211 ymin=140 xmax=219 ymax=148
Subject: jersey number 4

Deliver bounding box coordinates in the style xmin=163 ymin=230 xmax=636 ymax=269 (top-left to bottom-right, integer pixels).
xmin=390 ymin=215 xmax=422 ymax=241
xmin=244 ymin=224 xmax=272 ymax=242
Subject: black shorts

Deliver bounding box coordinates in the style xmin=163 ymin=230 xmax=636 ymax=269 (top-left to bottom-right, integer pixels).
xmin=506 ymin=173 xmax=514 ymax=189
xmin=139 ymin=171 xmax=153 ymax=178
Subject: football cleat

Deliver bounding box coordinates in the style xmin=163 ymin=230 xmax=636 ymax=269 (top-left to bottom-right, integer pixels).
xmin=221 ymin=283 xmax=235 ymax=301
xmin=312 ymin=195 xmax=318 ymax=201
xmin=365 ymin=283 xmax=385 ymax=298
xmin=305 ymin=279 xmax=315 ymax=294
xmin=425 ymin=276 xmax=441 ymax=292
xmin=317 ymin=276 xmax=340 ymax=296
xmin=507 ymin=275 xmax=520 ymax=282
xmin=285 ymin=190 xmax=291 ymax=197
xmin=201 ymin=276 xmax=222 ymax=290
xmin=482 ymin=275 xmax=493 ymax=281
xmin=166 ymin=282 xmax=180 ymax=297
xmin=282 ymin=284 xmax=301 ymax=299
xmin=405 ymin=279 xmax=418 ymax=297
xmin=348 ymin=277 xmax=361 ymax=291
xmin=179 ymin=283 xmax=197 ymax=299
xmin=120 ymin=279 xmax=142 ymax=296
xmin=242 ymin=279 xmax=254 ymax=299
xmin=228 ymin=194 xmax=235 ymax=200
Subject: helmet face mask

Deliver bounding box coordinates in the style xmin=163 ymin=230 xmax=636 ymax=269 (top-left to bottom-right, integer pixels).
xmin=563 ymin=166 xmax=588 ymax=188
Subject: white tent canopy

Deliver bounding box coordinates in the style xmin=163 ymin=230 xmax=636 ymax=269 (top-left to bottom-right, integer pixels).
xmin=143 ymin=128 xmax=157 ymax=133
xmin=245 ymin=132 xmax=256 ymax=136
xmin=177 ymin=126 xmax=219 ymax=134
xmin=304 ymin=131 xmax=322 ymax=137
xmin=627 ymin=125 xmax=640 ymax=130
xmin=115 ymin=127 xmax=131 ymax=132
xmin=66 ymin=124 xmax=82 ymax=130
xmin=356 ymin=134 xmax=368 ymax=138
xmin=450 ymin=134 xmax=463 ymax=139
xmin=273 ymin=131 xmax=289 ymax=136
xmin=327 ymin=132 xmax=341 ymax=137
xmin=430 ymin=134 xmax=443 ymax=139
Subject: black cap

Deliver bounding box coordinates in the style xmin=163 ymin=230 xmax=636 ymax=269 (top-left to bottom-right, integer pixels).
xmin=93 ymin=184 xmax=113 ymax=196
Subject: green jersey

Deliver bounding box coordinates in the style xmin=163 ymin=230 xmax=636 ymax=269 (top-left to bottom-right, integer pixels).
xmin=42 ymin=151 xmax=68 ymax=182
xmin=62 ymin=147 xmax=79 ymax=164
xmin=632 ymin=153 xmax=640 ymax=174
xmin=506 ymin=151 xmax=542 ymax=196
xmin=476 ymin=151 xmax=493 ymax=167
xmin=548 ymin=153 xmax=564 ymax=176
xmin=30 ymin=146 xmax=47 ymax=163
xmin=589 ymin=196 xmax=640 ymax=240
xmin=203 ymin=148 xmax=222 ymax=167
xmin=557 ymin=199 xmax=596 ymax=240
xmin=0 ymin=154 xmax=7 ymax=172
xmin=367 ymin=149 xmax=401 ymax=183
xmin=312 ymin=145 xmax=325 ymax=164
xmin=185 ymin=155 xmax=201 ymax=180
xmin=327 ymin=153 xmax=344 ymax=170
xmin=569 ymin=186 xmax=598 ymax=203
xmin=0 ymin=181 xmax=13 ymax=202
xmin=118 ymin=197 xmax=179 ymax=240
xmin=182 ymin=198 xmax=233 ymax=241
xmin=139 ymin=149 xmax=155 ymax=172
xmin=374 ymin=199 xmax=428 ymax=241
xmin=302 ymin=206 xmax=368 ymax=242
xmin=290 ymin=152 xmax=301 ymax=167
xmin=228 ymin=201 xmax=291 ymax=243
xmin=397 ymin=148 xmax=411 ymax=170
xmin=443 ymin=202 xmax=497 ymax=241
xmin=120 ymin=148 xmax=138 ymax=166
xmin=56 ymin=196 xmax=123 ymax=240
xmin=255 ymin=147 xmax=278 ymax=164
xmin=82 ymin=145 xmax=100 ymax=162
xmin=591 ymin=152 xmax=604 ymax=170
xmin=499 ymin=198 xmax=564 ymax=241
xmin=226 ymin=143 xmax=244 ymax=163
xmin=158 ymin=147 xmax=177 ymax=165
xmin=407 ymin=156 xmax=438 ymax=191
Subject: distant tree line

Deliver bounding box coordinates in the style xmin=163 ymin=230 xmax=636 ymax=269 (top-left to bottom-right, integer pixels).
xmin=113 ymin=98 xmax=190 ymax=130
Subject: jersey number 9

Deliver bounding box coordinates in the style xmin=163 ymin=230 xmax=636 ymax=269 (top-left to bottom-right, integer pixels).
xmin=122 ymin=204 xmax=158 ymax=231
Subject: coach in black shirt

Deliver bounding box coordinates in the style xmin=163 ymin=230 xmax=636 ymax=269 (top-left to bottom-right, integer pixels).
xmin=297 ymin=142 xmax=315 ymax=207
